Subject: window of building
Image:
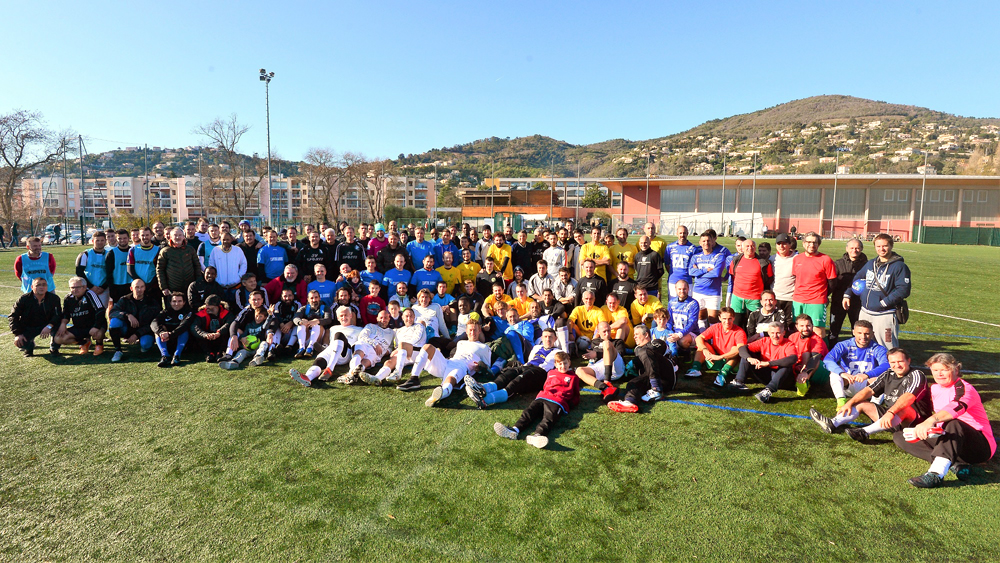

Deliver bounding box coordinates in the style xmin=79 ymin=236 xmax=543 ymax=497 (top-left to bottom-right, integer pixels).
xmin=978 ymin=190 xmax=988 ymax=203
xmin=123 ymin=181 xmax=130 ymax=187
xmin=944 ymin=190 xmax=955 ymax=203
xmin=929 ymin=190 xmax=940 ymax=203
xmin=964 ymin=191 xmax=974 ymax=202
xmin=884 ymin=191 xmax=894 ymax=202
xmin=897 ymin=190 xmax=908 ymax=202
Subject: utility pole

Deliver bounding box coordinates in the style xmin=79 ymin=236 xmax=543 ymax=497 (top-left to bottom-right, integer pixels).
xmin=78 ymin=135 xmax=85 ymax=240
xmin=259 ymin=68 xmax=275 ymax=225
xmin=491 ymin=158 xmax=495 ymax=227
xmin=549 ymin=157 xmax=554 ymax=225
xmin=750 ymin=153 xmax=757 ymax=238
xmin=644 ymin=149 xmax=651 ymax=226
xmin=917 ymin=152 xmax=929 ymax=243
xmin=144 ymin=144 xmax=150 ymax=226
xmin=721 ymin=148 xmax=727 ymax=236
xmin=61 ymin=138 xmax=69 ymax=243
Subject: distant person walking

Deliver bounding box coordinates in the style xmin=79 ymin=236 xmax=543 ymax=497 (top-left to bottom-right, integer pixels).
xmin=0 ymin=223 xmax=6 ymax=249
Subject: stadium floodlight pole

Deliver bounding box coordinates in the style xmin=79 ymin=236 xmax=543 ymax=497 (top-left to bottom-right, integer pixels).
xmin=78 ymin=135 xmax=85 ymax=238
xmin=917 ymin=152 xmax=928 ymax=243
xmin=144 ymin=144 xmax=150 ymax=226
xmin=750 ymin=153 xmax=757 ymax=238
xmin=549 ymin=157 xmax=554 ymax=225
xmin=491 ymin=158 xmax=495 ymax=227
xmin=720 ymin=148 xmax=727 ymax=236
xmin=644 ymin=150 xmax=650 ymax=225
xmin=259 ymin=68 xmax=275 ymax=226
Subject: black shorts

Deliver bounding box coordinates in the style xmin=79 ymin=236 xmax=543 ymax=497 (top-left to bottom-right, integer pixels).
xmin=67 ymin=324 xmax=95 ymax=343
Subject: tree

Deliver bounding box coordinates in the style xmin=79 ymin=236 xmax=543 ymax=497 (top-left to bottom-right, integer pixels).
xmin=0 ymin=110 xmax=64 ymax=226
xmin=581 ymin=185 xmax=610 ymax=208
xmin=301 ymin=147 xmax=346 ymax=223
xmin=532 ymin=181 xmax=549 ymax=190
xmin=342 ymin=153 xmax=401 ymax=223
xmin=194 ymin=114 xmax=265 ymax=219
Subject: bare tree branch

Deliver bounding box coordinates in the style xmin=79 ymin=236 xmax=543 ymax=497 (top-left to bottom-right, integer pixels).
xmin=0 ymin=110 xmax=64 ymax=225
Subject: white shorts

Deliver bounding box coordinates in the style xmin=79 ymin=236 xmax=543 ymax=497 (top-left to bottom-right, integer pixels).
xmin=352 ymin=342 xmax=385 ymax=364
xmin=588 ymin=354 xmax=626 ymax=381
xmin=692 ymin=292 xmax=721 ymax=311
xmin=425 ymin=351 xmax=471 ymax=384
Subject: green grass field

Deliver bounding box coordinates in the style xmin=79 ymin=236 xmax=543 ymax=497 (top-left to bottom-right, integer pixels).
xmin=1 ymin=240 xmax=999 ymax=561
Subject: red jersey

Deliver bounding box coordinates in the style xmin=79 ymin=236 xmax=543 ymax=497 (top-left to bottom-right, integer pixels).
xmin=536 ymin=369 xmax=583 ymax=412
xmin=699 ymin=323 xmax=747 ymax=355
xmin=729 ymin=255 xmax=772 ymax=300
xmin=791 ymin=252 xmax=836 ymax=304
xmin=746 ymin=336 xmax=795 ymax=363
xmin=787 ymin=332 xmax=829 ymax=371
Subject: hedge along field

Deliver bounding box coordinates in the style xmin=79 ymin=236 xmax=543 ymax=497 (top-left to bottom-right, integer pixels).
xmin=0 ymin=240 xmax=998 ymax=561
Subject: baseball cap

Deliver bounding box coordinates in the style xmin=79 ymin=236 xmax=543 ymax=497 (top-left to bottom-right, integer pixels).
xmin=374 ymin=223 xmax=385 ymax=232
xmin=205 ymin=294 xmax=222 ymax=307
xmin=776 ymin=233 xmax=791 ymax=244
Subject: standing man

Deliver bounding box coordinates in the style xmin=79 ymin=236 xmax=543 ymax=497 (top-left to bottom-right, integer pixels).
xmin=643 ymin=222 xmax=667 ymax=259
xmin=256 ymin=229 xmax=289 ymax=284
xmin=157 ymin=227 xmax=201 ymax=308
xmin=575 ymin=259 xmax=609 ymax=307
xmin=407 ymin=226 xmax=435 ymax=273
xmin=610 ymin=261 xmax=638 ymax=311
xmin=433 ymin=229 xmax=460 ymax=270
xmin=664 ymin=225 xmax=695 ymax=299
xmin=688 ymin=229 xmax=730 ymax=328
xmin=610 ymin=227 xmax=637 ymax=280
xmin=197 ymin=223 xmax=223 ymax=269
xmin=634 ymin=235 xmax=664 ymax=298
xmin=151 ymin=221 xmax=167 ymax=247
xmin=830 ymin=238 xmax=868 ymax=346
xmin=334 ymin=225 xmax=367 ymax=274
xmin=105 ymin=229 xmax=134 ymax=303
xmin=127 ymin=227 xmax=163 ymax=310
xmin=14 ymin=236 xmax=56 ymax=294
xmin=376 ymin=231 xmax=412 ymax=274
xmin=846 ymin=233 xmax=910 ymax=349
xmin=75 ymin=231 xmax=110 ymax=308
xmin=579 ymin=226 xmax=612 ymax=282
xmin=727 ymin=238 xmax=773 ymax=330
xmin=208 ymin=232 xmax=247 ymax=304
xmin=511 ymin=230 xmax=534 ymax=277
xmin=541 ymin=231 xmax=565 ymax=275
xmin=791 ymin=232 xmax=837 ymax=339
xmin=771 ymin=233 xmax=797 ymax=322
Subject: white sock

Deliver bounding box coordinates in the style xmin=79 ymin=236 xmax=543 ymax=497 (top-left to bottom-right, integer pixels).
xmin=440 ymin=382 xmax=452 ymax=398
xmin=697 ymin=319 xmax=707 ymax=330
xmin=410 ymin=350 xmax=428 ymax=378
xmin=556 ymin=327 xmax=570 ymax=353
xmin=831 ymin=407 xmax=859 ymax=427
xmin=286 ymin=334 xmax=298 ymax=348
xmin=395 ymin=350 xmax=409 ymax=378
xmin=305 ymin=366 xmax=322 ymax=381
xmin=374 ymin=366 xmax=391 ymax=381
xmin=830 ymin=374 xmax=847 ymax=400
xmin=226 ymin=344 xmax=235 ymax=355
xmin=862 ymin=415 xmax=900 ymax=435
xmin=308 ymin=327 xmax=321 ymax=346
xmin=296 ymin=326 xmax=307 ymax=347
xmin=349 ymin=355 xmax=362 ymax=371
xmin=258 ymin=341 xmax=270 ymax=354
xmin=328 ymin=340 xmax=344 ymax=363
xmin=928 ymin=456 xmax=952 ymax=477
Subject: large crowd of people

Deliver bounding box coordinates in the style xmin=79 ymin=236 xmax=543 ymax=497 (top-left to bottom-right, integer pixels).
xmin=8 ymin=217 xmax=994 ymax=487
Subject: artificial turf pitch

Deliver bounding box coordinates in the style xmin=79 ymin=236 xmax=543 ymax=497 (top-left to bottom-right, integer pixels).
xmin=1 ymin=240 xmax=998 ymax=561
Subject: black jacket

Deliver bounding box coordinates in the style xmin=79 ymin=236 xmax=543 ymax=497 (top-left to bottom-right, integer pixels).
xmin=10 ymin=292 xmax=62 ymax=335
xmin=376 ymin=244 xmax=412 ymax=273
xmin=151 ymin=306 xmax=194 ymax=340
xmin=109 ymin=295 xmax=157 ymax=336
xmin=188 ymin=278 xmax=227 ymax=310
xmin=833 ymin=251 xmax=869 ymax=303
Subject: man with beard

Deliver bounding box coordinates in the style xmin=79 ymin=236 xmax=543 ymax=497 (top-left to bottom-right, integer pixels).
xmin=829 ymin=238 xmax=868 ymax=346
xmin=207 ymin=233 xmax=247 ymax=307
xmin=376 ymin=230 xmax=413 ymax=273
xmin=633 ymin=236 xmax=664 ymax=298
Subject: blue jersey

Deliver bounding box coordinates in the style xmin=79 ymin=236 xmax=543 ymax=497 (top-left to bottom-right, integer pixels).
xmin=198 ymin=239 xmax=222 ymax=265
xmin=108 ymin=246 xmax=132 ymax=286
xmin=81 ymin=249 xmax=108 ymax=288
xmin=382 ymin=269 xmax=412 ymax=293
xmin=257 ymin=244 xmax=288 ymax=280
xmin=307 ymin=280 xmax=337 ymax=307
xmin=651 ymin=326 xmax=672 ymax=341
xmin=433 ymin=242 xmax=460 ymax=269
xmin=410 ymin=269 xmax=444 ymax=295
xmin=688 ymin=245 xmax=730 ymax=296
xmin=128 ymin=245 xmax=159 ymax=283
xmin=665 ymin=241 xmax=696 ymax=284
xmin=823 ymin=339 xmax=890 ymax=378
xmin=432 ymin=294 xmax=456 ymax=308
xmin=525 ymin=344 xmax=560 ymax=370
xmin=667 ymin=296 xmax=701 ymax=335
xmin=19 ymin=252 xmax=55 ymax=293
xmin=360 ymin=270 xmax=380 ymax=290
xmin=407 ymin=240 xmax=434 ymax=268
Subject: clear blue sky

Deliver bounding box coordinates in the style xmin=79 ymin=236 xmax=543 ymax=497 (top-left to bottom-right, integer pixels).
xmin=3 ymin=1 xmax=998 ymax=161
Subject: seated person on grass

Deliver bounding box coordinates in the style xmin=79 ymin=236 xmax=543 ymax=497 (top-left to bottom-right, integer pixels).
xmin=289 ymin=307 xmax=363 ymax=387
xmin=54 ymin=276 xmax=107 ymax=356
xmin=539 ymin=288 xmax=571 ymax=352
xmin=219 ymin=290 xmax=273 ymax=370
xmin=745 ymin=289 xmax=790 ymax=342
xmin=150 ymin=291 xmax=193 ymax=368
xmin=810 ymin=347 xmax=930 ymax=443
xmin=108 ymin=279 xmax=159 ymax=363
xmin=465 ymin=328 xmax=568 ymax=409
xmin=663 ymin=279 xmax=700 ymax=356
xmin=727 ymin=322 xmax=797 ymax=404
xmin=577 ymin=321 xmax=626 ymax=383
xmin=395 ymin=316 xmax=492 ymax=404
xmin=608 ymin=324 xmax=678 ymax=412
xmin=823 ymin=320 xmax=889 ymax=408
xmin=568 ymin=289 xmax=609 ymax=354
xmin=686 ymin=307 xmax=746 ymax=383
xmin=786 ymin=314 xmax=829 ymax=396
xmin=432 ymin=280 xmax=458 ymax=333
xmin=335 ymin=310 xmax=396 ymax=385
xmin=493 ymin=350 xmax=615 ymax=449
xmin=10 ymin=277 xmax=62 ymax=357
xmin=293 ymin=289 xmax=332 ymax=359
xmin=362 ymin=307 xmax=429 ymax=386
xmin=264 ymin=287 xmax=300 ymax=359
xmin=190 ymin=294 xmax=233 ymax=362
xmin=602 ymin=292 xmax=632 ymax=346
xmin=482 ymin=282 xmax=514 ymax=319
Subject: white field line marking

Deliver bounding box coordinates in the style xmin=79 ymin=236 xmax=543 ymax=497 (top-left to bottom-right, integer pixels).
xmin=911 ymin=309 xmax=1000 ymax=329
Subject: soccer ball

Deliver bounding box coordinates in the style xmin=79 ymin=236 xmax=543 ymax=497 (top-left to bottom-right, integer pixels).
xmin=850 ymin=278 xmax=866 ymax=295
xmin=245 ymin=335 xmax=260 ymax=350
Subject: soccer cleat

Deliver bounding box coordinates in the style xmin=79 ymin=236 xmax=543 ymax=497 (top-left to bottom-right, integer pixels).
xmin=908 ymin=472 xmax=944 ymax=489
xmin=79 ymin=341 xmax=92 ymax=355
xmin=396 ymin=376 xmax=422 ymax=391
xmin=49 ymin=346 xmax=61 ymax=356
xmin=249 ymin=355 xmax=266 ymax=367
xmin=219 ymin=353 xmax=234 ymax=363
xmin=304 ymin=346 xmax=314 ymax=358
xmin=171 ymin=355 xmax=181 ymax=366
xmin=317 ymin=367 xmax=335 ymax=382
xmin=809 ymin=408 xmax=835 ymax=434
xmin=684 ymin=368 xmax=702 ymax=378
xmin=494 ymin=422 xmax=518 ymax=440
xmin=205 ymin=354 xmax=216 ymax=363
xmin=93 ymin=344 xmax=104 ymax=356
xmin=728 ymin=380 xmax=748 ymax=391
xmin=294 ymin=348 xmax=306 ymax=359
xmin=289 ymin=368 xmax=311 ymax=387
xmin=384 ymin=373 xmax=401 ymax=385
xmin=266 ymin=349 xmax=279 ymax=362
xmin=157 ymin=356 xmax=171 ymax=368
xmin=425 ymin=386 xmax=444 ymax=407
xmin=836 ymin=397 xmax=848 ymax=409
xmin=355 ymin=371 xmax=379 ymax=385
xmin=953 ymin=465 xmax=972 ymax=481
xmin=713 ymin=374 xmax=726 ymax=387
xmin=22 ymin=348 xmax=34 ymax=358
xmin=795 ymin=381 xmax=810 ymax=397
xmin=526 ymin=434 xmax=549 ymax=449
xmin=608 ymin=400 xmax=639 ymax=413
xmin=112 ymin=351 xmax=123 ymax=363
xmin=600 ymin=383 xmax=618 ymax=402
xmin=846 ymin=427 xmax=869 ymax=442
xmin=754 ymin=388 xmax=773 ymax=403
xmin=335 ymin=374 xmax=354 ymax=385
xmin=464 ymin=375 xmax=487 ymax=409
xmin=641 ymin=389 xmax=662 ymax=403
xmin=349 ymin=363 xmax=364 ymax=382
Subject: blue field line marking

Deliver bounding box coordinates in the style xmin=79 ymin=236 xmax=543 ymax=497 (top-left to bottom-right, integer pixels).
xmin=664 ymin=399 xmax=813 ymax=420
xmin=900 ymin=330 xmax=1000 ymax=341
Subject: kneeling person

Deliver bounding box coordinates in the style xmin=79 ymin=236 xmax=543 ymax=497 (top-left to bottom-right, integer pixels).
xmin=108 ymin=279 xmax=158 ymax=362
xmin=54 ymin=276 xmax=107 ymax=356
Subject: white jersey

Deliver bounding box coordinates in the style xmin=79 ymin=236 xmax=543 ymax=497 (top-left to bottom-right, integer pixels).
xmin=394 ymin=323 xmax=427 ymax=348
xmin=772 ymin=252 xmax=797 ymax=301
xmin=452 ymin=339 xmax=492 ymax=365
xmin=356 ymin=323 xmax=395 ymax=351
xmin=413 ymin=303 xmax=449 ymax=338
xmin=329 ymin=324 xmax=363 ymax=346
xmin=542 ymin=246 xmax=566 ymax=274
xmin=524 ymin=344 xmax=560 ymax=371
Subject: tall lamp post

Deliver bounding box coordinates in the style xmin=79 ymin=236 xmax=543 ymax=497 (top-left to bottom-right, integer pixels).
xmin=259 ymin=68 xmax=275 ymax=226
xmin=830 ymin=147 xmax=848 ymax=239
xmin=917 ymin=152 xmax=929 ymax=243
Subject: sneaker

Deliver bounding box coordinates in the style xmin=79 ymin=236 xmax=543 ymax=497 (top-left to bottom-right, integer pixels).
xmin=93 ymin=344 xmax=104 ymax=357
xmin=953 ymin=465 xmax=972 ymax=481
xmin=266 ymin=349 xmax=279 ymax=361
xmin=494 ymin=422 xmax=518 ymax=440
xmin=157 ymin=356 xmax=171 ymax=368
xmin=396 ymin=377 xmax=421 ymax=391
xmin=836 ymin=397 xmax=848 ymax=409
xmin=845 ymin=427 xmax=869 ymax=443
xmin=728 ymin=380 xmax=748 ymax=391
xmin=425 ymin=386 xmax=443 ymax=407
xmin=112 ymin=351 xmax=123 ymax=363
xmin=795 ymin=381 xmax=810 ymax=397
xmin=754 ymin=388 xmax=773 ymax=403
xmin=349 ymin=363 xmax=364 ymax=382
xmin=600 ymin=383 xmax=618 ymax=402
xmin=526 ymin=434 xmax=549 ymax=449
xmin=908 ymin=472 xmax=944 ymax=489
xmin=464 ymin=375 xmax=487 ymax=409
xmin=219 ymin=353 xmax=234 ymax=363
xmin=294 ymin=349 xmax=306 ymax=359
xmin=171 ymin=356 xmax=181 ymax=366
xmin=289 ymin=368 xmax=311 ymax=387
xmin=249 ymin=355 xmax=266 ymax=367
xmin=49 ymin=347 xmax=61 ymax=356
xmin=220 ymin=360 xmax=241 ymax=370
xmin=809 ymin=408 xmax=835 ymax=434
xmin=608 ymin=400 xmax=639 ymax=413
xmin=684 ymin=368 xmax=702 ymax=378
xmin=22 ymin=348 xmax=34 ymax=358
xmin=355 ymin=371 xmax=379 ymax=385
xmin=79 ymin=341 xmax=92 ymax=355
xmin=335 ymin=374 xmax=354 ymax=385
xmin=384 ymin=373 xmax=401 ymax=385
xmin=641 ymin=389 xmax=662 ymax=403
xmin=304 ymin=346 xmax=314 ymax=358
xmin=318 ymin=367 xmax=335 ymax=382
xmin=713 ymin=374 xmax=726 ymax=387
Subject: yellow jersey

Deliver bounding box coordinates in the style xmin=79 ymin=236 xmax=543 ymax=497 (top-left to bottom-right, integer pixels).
xmin=569 ymin=305 xmax=609 ymax=339
xmin=511 ymin=296 xmax=535 ymax=317
xmin=611 ymin=242 xmax=638 ymax=278
xmin=456 ymin=261 xmax=482 ymax=285
xmin=436 ymin=266 xmax=463 ymax=295
xmin=483 ymin=293 xmax=514 ymax=316
xmin=579 ymin=242 xmax=612 ymax=282
xmin=602 ymin=304 xmax=632 ymax=344
xmin=630 ymin=296 xmax=664 ymax=328
xmin=487 ymin=243 xmax=514 ymax=280
xmin=649 ymin=236 xmax=667 ymax=259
